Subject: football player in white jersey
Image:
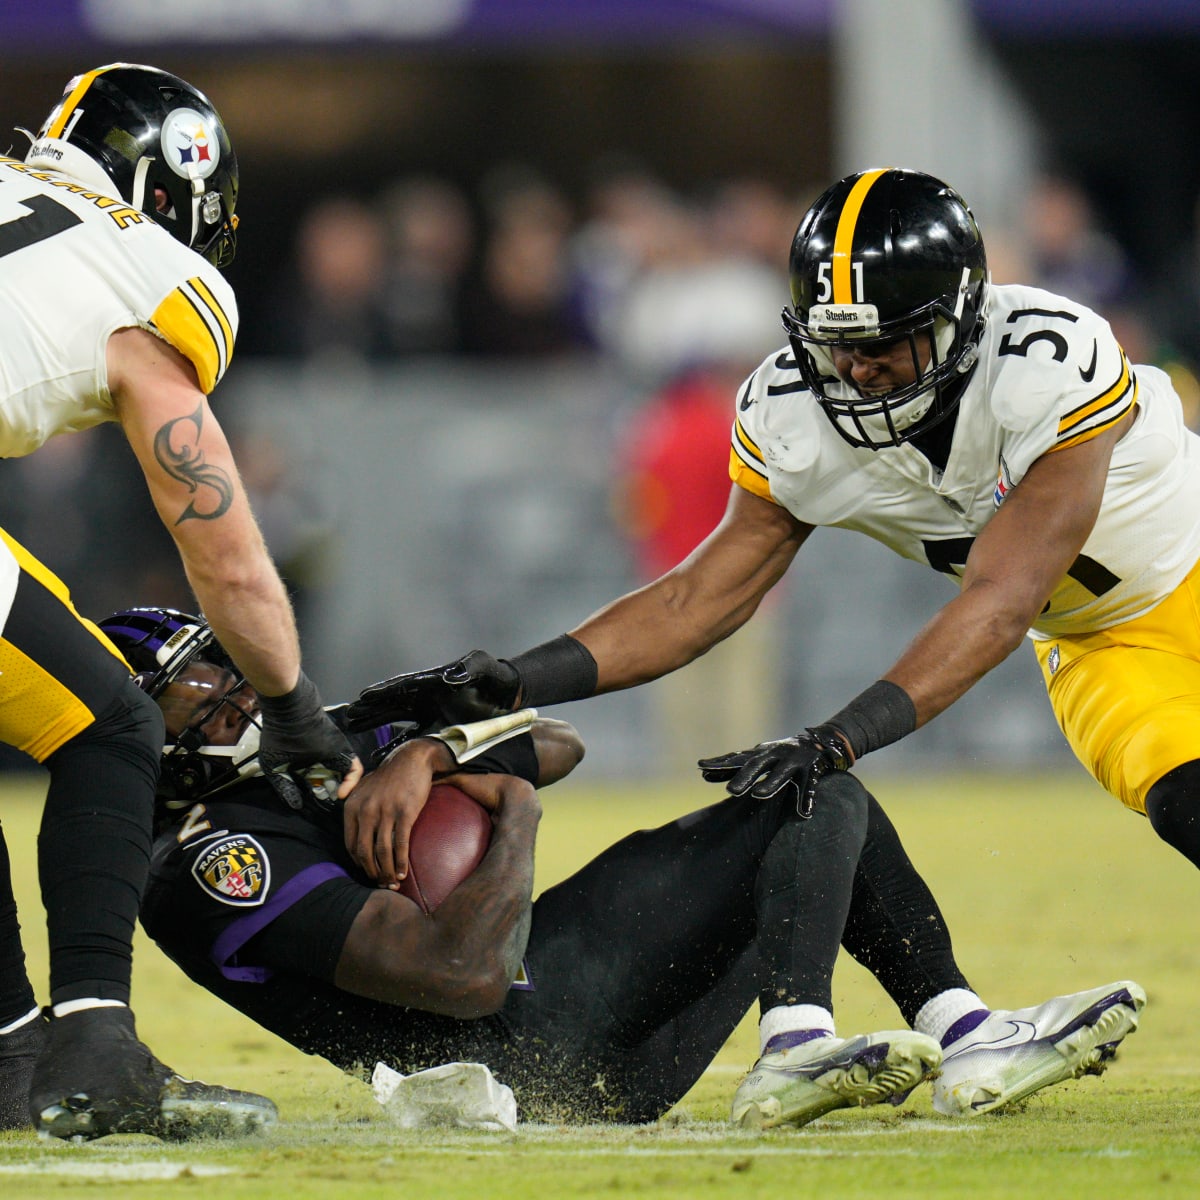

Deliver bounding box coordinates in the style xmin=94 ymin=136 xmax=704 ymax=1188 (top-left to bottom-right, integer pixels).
xmin=340 ymin=167 xmax=1199 ymax=1122
xmin=0 ymin=64 xmax=361 ymax=1139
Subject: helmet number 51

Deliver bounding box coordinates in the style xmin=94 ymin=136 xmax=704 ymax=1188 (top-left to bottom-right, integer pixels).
xmin=815 ymin=260 xmax=865 ymax=303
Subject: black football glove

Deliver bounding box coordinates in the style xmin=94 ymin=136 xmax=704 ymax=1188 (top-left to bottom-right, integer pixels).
xmin=343 ymin=649 xmax=521 ymax=733
xmin=697 ymin=724 xmax=851 ymax=819
xmin=257 ymin=672 xmax=359 ymax=811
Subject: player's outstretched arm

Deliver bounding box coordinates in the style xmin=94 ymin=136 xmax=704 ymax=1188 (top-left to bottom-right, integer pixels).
xmin=108 ymin=326 xmax=362 ymax=803
xmin=109 ymin=327 xmax=302 ymax=693
xmin=334 ymin=775 xmax=541 ymax=1018
xmin=343 ymin=486 xmax=812 ymax=730
xmin=700 ymin=411 xmax=1138 ymax=808
xmin=570 ymin=485 xmax=812 ymax=692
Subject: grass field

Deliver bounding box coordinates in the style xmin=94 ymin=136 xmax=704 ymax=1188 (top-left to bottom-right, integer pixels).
xmin=2 ymin=766 xmax=1199 ymax=1198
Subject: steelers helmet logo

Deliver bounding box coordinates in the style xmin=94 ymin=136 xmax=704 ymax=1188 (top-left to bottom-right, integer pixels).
xmin=161 ymin=106 xmax=221 ymax=180
xmin=191 ymin=834 xmax=270 ymax=906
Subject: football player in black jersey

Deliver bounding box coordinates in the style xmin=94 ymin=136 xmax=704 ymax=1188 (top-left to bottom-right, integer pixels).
xmin=94 ymin=608 xmax=1143 ymax=1129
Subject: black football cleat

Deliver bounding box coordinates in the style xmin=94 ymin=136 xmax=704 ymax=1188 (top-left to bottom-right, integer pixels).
xmin=0 ymin=1012 xmax=46 ymax=1131
xmin=30 ymin=1006 xmax=277 ymax=1141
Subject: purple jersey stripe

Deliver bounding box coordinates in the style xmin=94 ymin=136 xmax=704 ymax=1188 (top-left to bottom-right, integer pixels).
xmin=211 ymin=861 xmax=349 ymax=983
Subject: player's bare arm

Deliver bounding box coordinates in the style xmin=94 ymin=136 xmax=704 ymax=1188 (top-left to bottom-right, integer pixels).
xmin=700 ymin=411 xmax=1138 ymax=810
xmin=572 ymin=484 xmax=813 ymax=693
xmin=107 ymin=326 xmax=301 ymax=698
xmin=334 ymin=776 xmax=541 ymax=1017
xmin=884 ymin=408 xmax=1136 ymax=726
xmin=109 ymin=326 xmax=363 ymax=801
xmin=345 ymin=719 xmax=584 ymax=886
xmin=343 ymin=486 xmax=811 ymax=732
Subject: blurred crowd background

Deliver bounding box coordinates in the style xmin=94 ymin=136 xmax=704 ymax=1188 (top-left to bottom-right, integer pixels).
xmin=2 ymin=0 xmax=1200 ymax=778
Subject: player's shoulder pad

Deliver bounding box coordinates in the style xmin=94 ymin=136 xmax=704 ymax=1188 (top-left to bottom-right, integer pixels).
xmin=148 ymin=257 xmax=239 ymax=394
xmin=985 ymin=283 xmax=1126 ymax=436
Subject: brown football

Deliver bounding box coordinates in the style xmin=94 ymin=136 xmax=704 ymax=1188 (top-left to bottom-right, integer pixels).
xmin=399 ymin=783 xmax=493 ymax=913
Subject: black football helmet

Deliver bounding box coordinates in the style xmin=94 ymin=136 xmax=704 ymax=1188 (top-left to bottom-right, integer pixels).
xmin=99 ymin=607 xmax=261 ymax=806
xmin=23 ymin=63 xmax=238 ymax=267
xmin=782 ymin=167 xmax=988 ymax=449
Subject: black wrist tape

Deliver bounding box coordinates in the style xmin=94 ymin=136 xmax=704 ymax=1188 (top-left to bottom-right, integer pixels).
xmin=507 ymin=634 xmax=598 ymax=707
xmin=825 ymin=679 xmax=916 ymax=761
xmin=257 ymin=670 xmax=323 ymax=726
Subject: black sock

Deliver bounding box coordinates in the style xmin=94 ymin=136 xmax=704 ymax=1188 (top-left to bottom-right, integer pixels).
xmin=841 ymin=792 xmax=971 ymax=1026
xmin=0 ymin=822 xmax=36 ymax=1026
xmin=754 ymin=772 xmax=869 ymax=1013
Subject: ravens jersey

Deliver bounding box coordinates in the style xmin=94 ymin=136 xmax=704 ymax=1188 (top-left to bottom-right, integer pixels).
xmin=730 ymin=282 xmax=1200 ymax=641
xmin=0 ymin=153 xmax=237 ymax=459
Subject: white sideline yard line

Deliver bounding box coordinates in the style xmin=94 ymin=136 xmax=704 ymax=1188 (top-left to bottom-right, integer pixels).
xmin=0 ymin=1162 xmax=234 ymax=1179
xmin=404 ymin=1146 xmax=942 ymax=1158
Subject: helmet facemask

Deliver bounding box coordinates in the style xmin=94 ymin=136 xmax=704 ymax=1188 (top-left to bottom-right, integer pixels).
xmin=98 ymin=609 xmax=262 ymax=807
xmin=785 ymin=168 xmax=989 ymax=451
xmin=784 ymin=275 xmax=983 ymax=449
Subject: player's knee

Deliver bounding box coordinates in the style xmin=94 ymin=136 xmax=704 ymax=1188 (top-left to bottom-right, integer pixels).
xmin=49 ymin=675 xmax=164 ymax=779
xmin=812 ymin=771 xmax=870 ymax=826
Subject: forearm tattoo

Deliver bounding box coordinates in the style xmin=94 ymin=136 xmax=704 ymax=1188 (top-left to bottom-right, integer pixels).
xmin=152 ymin=401 xmax=234 ymax=523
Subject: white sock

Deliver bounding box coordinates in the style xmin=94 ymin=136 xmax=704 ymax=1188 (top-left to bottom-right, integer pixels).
xmin=912 ymin=989 xmax=987 ymax=1042
xmin=51 ymin=998 xmax=127 ymax=1019
xmin=759 ymin=1004 xmax=835 ymax=1054
xmin=0 ymin=1006 xmax=41 ymax=1036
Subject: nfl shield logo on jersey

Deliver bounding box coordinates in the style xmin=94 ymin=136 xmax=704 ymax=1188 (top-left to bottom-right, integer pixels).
xmin=1048 ymin=644 xmax=1061 ymax=676
xmin=191 ymin=834 xmax=270 ymax=906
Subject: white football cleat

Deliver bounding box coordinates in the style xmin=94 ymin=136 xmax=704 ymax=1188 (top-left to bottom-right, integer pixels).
xmin=731 ymin=1029 xmax=942 ymax=1130
xmin=932 ymin=980 xmax=1146 ymax=1117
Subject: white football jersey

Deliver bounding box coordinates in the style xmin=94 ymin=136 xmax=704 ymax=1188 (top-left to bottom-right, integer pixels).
xmin=0 ymin=154 xmax=237 ymax=459
xmin=730 ymin=282 xmax=1200 ymax=638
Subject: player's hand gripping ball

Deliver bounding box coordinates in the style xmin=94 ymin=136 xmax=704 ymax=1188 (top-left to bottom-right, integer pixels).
xmin=399 ymin=783 xmax=493 ymax=913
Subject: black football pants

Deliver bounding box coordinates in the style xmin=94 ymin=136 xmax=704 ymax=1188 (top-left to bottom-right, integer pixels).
xmin=258 ymin=771 xmax=969 ymax=1123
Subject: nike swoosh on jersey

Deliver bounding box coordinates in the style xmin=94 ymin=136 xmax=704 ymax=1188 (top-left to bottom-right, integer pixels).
xmin=1079 ymin=340 xmax=1099 ymax=383
xmin=943 ymin=1019 xmax=1040 ymax=1060
xmin=738 ymin=374 xmax=757 ymax=411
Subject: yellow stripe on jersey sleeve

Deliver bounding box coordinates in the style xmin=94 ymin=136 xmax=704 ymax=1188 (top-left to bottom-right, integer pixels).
xmin=1052 ymin=354 xmax=1136 ymax=451
xmin=151 ymin=279 xmax=234 ymax=394
xmin=1056 ymin=354 xmax=1131 ymax=439
xmin=1053 ymin=375 xmax=1138 ymax=452
xmin=729 ymin=418 xmax=775 ymax=501
xmin=188 ymin=276 xmax=234 ymax=363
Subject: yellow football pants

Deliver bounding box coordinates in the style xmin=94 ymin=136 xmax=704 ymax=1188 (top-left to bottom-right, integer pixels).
xmin=1034 ymin=555 xmax=1200 ymax=814
xmin=0 ymin=528 xmax=130 ymax=762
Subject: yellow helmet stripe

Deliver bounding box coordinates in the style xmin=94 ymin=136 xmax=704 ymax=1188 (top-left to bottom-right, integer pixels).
xmin=832 ymin=168 xmax=889 ymax=303
xmin=45 ymin=65 xmax=119 ymax=139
